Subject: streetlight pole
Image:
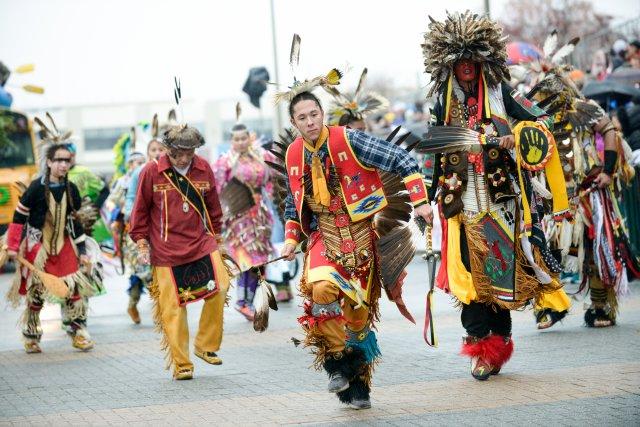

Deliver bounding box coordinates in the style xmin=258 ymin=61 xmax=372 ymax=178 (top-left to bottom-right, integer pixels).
xmin=270 ymin=0 xmax=283 ymax=135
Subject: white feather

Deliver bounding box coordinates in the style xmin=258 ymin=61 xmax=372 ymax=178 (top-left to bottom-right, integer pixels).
xmin=543 ymin=31 xmax=558 ymax=58
xmin=531 ymin=174 xmax=552 ymax=199
xmin=560 ymin=219 xmax=573 ymax=257
xmin=617 ymin=269 xmax=630 ymax=297
xmin=551 ymin=40 xmax=576 ymax=64
xmin=572 ymin=135 xmax=583 ymax=176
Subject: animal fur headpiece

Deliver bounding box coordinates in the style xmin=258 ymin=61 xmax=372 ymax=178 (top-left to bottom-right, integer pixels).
xmin=34 ymin=112 xmax=74 ymax=174
xmin=324 ymin=68 xmax=389 ymax=125
xmin=274 ymin=34 xmax=343 ymax=105
xmin=422 ymin=10 xmax=510 ymax=96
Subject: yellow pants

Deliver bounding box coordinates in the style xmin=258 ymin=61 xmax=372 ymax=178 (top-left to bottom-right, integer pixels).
xmin=153 ymin=265 xmax=228 ymax=374
xmin=535 ymin=287 xmax=572 ymax=312
xmin=311 ymin=280 xmax=369 ymax=353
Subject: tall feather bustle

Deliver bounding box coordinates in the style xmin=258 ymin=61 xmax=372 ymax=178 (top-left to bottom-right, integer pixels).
xmin=265 ymin=128 xmax=299 ymax=220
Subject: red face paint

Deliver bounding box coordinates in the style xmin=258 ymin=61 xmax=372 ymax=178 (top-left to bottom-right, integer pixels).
xmin=454 ymin=60 xmax=477 ymax=82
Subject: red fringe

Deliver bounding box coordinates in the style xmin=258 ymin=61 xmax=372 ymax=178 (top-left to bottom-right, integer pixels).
xmin=461 ymin=335 xmax=514 ymax=368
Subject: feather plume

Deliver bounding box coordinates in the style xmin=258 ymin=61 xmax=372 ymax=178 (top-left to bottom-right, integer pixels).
xmin=355 ymin=67 xmax=368 ymax=98
xmin=45 ymin=112 xmax=59 ymax=133
xmin=386 ymin=126 xmax=402 ymax=142
xmin=34 ymin=117 xmax=51 ymax=138
xmin=531 ymin=175 xmax=552 ymax=199
xmin=130 ymin=126 xmax=137 ymax=150
xmin=235 ymin=102 xmax=242 ymax=123
xmin=415 ymin=126 xmax=494 ymax=154
xmin=253 ymin=277 xmax=278 ymax=332
xmin=151 ymin=114 xmax=159 ymax=138
xmin=394 ymin=132 xmax=412 ymax=146
xmin=325 ymin=68 xmax=342 ymax=86
xmin=173 ymin=76 xmax=181 ymax=106
xmin=265 ymin=160 xmax=286 ymax=175
xmin=405 ymin=139 xmax=421 ymax=153
xmin=551 ymin=37 xmax=579 ymax=64
xmin=543 ymin=30 xmax=558 ymax=58
xmin=376 ymin=226 xmax=415 ymax=288
xmin=267 ymin=127 xmax=299 ymax=221
xmin=289 ymin=34 xmax=301 ymax=69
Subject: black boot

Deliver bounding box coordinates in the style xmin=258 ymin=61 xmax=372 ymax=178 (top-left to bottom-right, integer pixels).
xmin=323 ymin=347 xmax=367 ymax=394
xmin=535 ymin=308 xmax=567 ymax=330
xmin=337 ymin=376 xmax=371 ymax=409
xmin=584 ymin=306 xmax=615 ymax=328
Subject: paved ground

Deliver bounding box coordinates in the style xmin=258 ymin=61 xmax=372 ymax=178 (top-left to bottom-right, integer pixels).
xmin=0 ymin=256 xmax=639 ymax=426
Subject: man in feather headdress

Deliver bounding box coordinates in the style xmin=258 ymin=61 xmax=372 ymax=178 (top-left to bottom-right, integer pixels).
xmin=421 ymin=11 xmax=570 ymax=380
xmin=268 ymin=34 xmax=433 ymax=410
xmin=520 ymin=31 xmax=640 ymax=329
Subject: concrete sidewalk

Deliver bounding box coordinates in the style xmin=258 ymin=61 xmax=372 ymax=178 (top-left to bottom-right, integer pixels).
xmin=0 ymin=258 xmax=638 ymax=425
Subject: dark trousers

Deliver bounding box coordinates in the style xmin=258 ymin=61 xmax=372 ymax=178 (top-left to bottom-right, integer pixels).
xmin=461 ymin=301 xmax=512 ymax=338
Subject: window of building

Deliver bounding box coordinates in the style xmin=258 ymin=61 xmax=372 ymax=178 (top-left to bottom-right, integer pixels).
xmin=221 ymin=118 xmax=273 ymax=141
xmin=84 ymin=127 xmax=129 ymax=151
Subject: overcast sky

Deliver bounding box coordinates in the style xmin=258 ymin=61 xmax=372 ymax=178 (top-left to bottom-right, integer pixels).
xmin=2 ymin=0 xmax=638 ymax=111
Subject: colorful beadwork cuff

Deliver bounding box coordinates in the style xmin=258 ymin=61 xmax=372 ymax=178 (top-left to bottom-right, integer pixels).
xmin=284 ymin=220 xmax=302 ymax=245
xmin=402 ymin=173 xmax=429 ymax=206
xmin=6 ymin=222 xmax=24 ymax=251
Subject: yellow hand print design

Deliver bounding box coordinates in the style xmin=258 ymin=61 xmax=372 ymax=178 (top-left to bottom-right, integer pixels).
xmin=523 ymin=128 xmax=546 ymax=165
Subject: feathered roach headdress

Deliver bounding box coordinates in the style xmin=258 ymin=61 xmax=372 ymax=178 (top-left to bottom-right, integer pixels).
xmin=324 ymin=68 xmax=389 ymax=125
xmin=518 ymin=31 xmax=583 ymax=101
xmin=274 ymin=34 xmax=343 ymax=105
xmin=422 ymin=10 xmax=510 ymax=97
xmin=162 ymin=78 xmax=205 ymax=150
xmin=519 ymin=31 xmax=604 ymax=139
xmin=34 ymin=112 xmax=73 ymax=174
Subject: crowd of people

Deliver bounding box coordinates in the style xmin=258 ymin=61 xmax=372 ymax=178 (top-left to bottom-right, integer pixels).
xmin=1 ymin=10 xmax=639 ymax=412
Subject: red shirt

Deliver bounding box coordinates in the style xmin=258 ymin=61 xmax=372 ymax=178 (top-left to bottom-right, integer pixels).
xmin=129 ymin=154 xmax=222 ymax=267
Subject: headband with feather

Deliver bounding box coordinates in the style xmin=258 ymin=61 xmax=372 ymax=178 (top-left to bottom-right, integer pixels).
xmin=324 ymin=67 xmax=389 ymax=125
xmin=161 ymin=78 xmax=204 ymax=149
xmin=274 ymin=34 xmax=343 ymax=105
xmin=422 ymin=10 xmax=510 ymax=97
xmin=35 ymin=112 xmax=74 ymax=174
